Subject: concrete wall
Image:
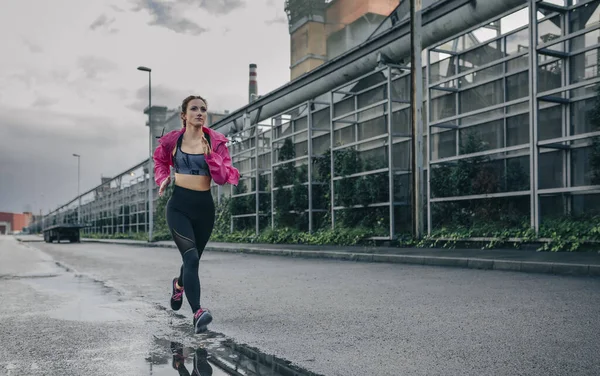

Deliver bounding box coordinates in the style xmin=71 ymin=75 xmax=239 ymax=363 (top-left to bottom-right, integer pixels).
xmin=288 ymin=0 xmax=397 ymax=79
xmin=325 ymin=0 xmax=397 ymax=35
xmin=290 ymin=21 xmax=328 ymax=80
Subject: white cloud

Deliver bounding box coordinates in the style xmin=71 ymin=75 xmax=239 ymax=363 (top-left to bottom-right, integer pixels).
xmin=89 ymin=14 xmax=118 ymax=32
xmin=0 ymin=0 xmax=291 ymax=214
xmin=131 ymin=0 xmax=210 ymax=36
xmin=181 ymin=0 xmax=246 ymax=16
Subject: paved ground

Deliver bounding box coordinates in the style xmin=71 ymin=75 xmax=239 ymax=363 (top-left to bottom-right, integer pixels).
xmin=7 ymin=236 xmax=600 ymax=376
xmin=0 ymin=236 xmax=298 ymax=376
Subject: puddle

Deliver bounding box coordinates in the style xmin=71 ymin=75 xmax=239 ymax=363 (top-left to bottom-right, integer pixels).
xmin=22 ymin=273 xmax=141 ymax=323
xmin=148 ymin=335 xmax=325 ymax=376
xmin=146 ymin=343 xmax=228 ymax=376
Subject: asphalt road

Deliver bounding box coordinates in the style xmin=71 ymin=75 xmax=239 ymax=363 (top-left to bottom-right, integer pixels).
xmin=0 ymin=236 xmax=229 ymax=376
xmin=3 ymin=236 xmax=600 ymax=376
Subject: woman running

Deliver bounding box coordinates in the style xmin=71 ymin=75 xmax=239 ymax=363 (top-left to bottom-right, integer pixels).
xmin=153 ymin=95 xmax=239 ymax=333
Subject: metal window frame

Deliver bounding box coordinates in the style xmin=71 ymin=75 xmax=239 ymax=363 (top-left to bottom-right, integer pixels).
xmin=430 ymin=190 xmax=531 ymax=203
xmin=269 ymin=99 xmax=324 ymax=233
xmin=431 ymin=144 xmax=531 ymax=165
xmin=538 ymin=24 xmax=600 ymax=50
xmin=430 ymin=97 xmax=531 ymax=126
xmin=327 ymin=65 xmax=406 ymax=239
xmin=429 ymin=4 xmax=530 ymax=55
xmin=430 ymin=47 xmax=530 ymax=88
xmin=226 ymin=115 xmax=272 ymax=234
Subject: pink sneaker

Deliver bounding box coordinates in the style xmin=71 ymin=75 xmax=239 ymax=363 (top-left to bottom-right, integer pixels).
xmin=170 ymin=278 xmax=184 ymax=311
xmin=193 ymin=308 xmax=213 ymax=334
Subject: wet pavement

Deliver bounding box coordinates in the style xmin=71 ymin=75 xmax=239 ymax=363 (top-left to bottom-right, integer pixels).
xmin=3 ymin=235 xmax=600 ymax=375
xmin=0 ymin=236 xmax=322 ymax=376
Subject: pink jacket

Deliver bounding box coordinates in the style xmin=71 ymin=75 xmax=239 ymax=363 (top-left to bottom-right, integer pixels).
xmin=153 ymin=126 xmax=240 ymax=187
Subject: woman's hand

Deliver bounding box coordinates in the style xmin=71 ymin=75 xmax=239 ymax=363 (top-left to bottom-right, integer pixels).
xmin=159 ymin=176 xmax=171 ymax=197
xmin=201 ymin=135 xmax=212 ymax=155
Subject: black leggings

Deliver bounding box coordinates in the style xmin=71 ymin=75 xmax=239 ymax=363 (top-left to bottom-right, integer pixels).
xmin=166 ymin=185 xmax=215 ymax=313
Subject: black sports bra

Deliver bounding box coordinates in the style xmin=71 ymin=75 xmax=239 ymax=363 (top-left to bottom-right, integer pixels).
xmin=173 ymin=134 xmax=211 ymax=176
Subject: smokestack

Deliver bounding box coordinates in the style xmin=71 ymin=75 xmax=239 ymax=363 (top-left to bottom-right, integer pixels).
xmin=249 ymin=63 xmax=257 ymax=103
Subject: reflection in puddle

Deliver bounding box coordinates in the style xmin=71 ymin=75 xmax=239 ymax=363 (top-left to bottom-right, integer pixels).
xmin=147 ymin=343 xmax=224 ymax=376
xmin=148 ymin=336 xmax=325 ymax=376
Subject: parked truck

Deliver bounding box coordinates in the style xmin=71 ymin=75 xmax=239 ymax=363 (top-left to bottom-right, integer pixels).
xmin=42 ymin=224 xmax=85 ymax=243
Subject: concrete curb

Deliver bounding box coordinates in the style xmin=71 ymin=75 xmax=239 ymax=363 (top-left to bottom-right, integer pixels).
xmin=77 ymin=238 xmax=600 ymax=277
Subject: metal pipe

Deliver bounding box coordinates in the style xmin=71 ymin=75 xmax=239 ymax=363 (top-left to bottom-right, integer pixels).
xmin=211 ymin=0 xmax=527 ymax=136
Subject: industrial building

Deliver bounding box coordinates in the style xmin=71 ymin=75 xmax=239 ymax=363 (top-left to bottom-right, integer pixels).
xmin=32 ymin=0 xmax=600 ymax=241
xmin=0 ymin=212 xmax=33 ymax=235
xmin=286 ymin=0 xmax=399 ymax=79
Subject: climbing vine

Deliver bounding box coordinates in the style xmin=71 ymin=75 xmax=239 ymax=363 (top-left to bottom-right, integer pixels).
xmin=134 ymin=99 xmax=600 ymax=251
xmin=332 ymin=147 xmax=388 ymax=235
xmin=273 ymin=138 xmax=308 ymax=229
xmin=430 ymin=131 xmax=530 ymax=232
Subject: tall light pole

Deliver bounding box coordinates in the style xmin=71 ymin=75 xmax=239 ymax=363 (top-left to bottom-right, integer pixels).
xmin=72 ymin=153 xmax=81 ymax=223
xmin=40 ymin=193 xmax=45 ymax=233
xmin=137 ymin=65 xmax=153 ymax=242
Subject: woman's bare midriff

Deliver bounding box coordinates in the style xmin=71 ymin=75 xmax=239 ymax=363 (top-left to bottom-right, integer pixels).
xmin=174 ymin=174 xmax=212 ymax=191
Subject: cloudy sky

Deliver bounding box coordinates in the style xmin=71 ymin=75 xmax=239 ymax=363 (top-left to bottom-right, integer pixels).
xmin=0 ymin=0 xmax=290 ymax=214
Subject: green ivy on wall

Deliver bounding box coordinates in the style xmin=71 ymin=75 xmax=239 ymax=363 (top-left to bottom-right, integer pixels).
xmin=430 ymin=130 xmax=530 ymax=232
xmin=273 ymin=138 xmax=303 ymax=229
xmin=144 ymin=98 xmax=600 ymax=252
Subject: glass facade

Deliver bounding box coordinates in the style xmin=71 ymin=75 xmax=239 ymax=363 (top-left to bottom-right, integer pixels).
xmin=34 ymin=161 xmax=154 ymax=236
xmin=216 ymin=0 xmax=600 ymax=238
xmin=36 ymin=0 xmax=600 ymax=240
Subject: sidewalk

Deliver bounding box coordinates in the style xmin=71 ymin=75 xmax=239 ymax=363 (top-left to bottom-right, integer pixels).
xmin=16 ymin=235 xmax=600 ymax=277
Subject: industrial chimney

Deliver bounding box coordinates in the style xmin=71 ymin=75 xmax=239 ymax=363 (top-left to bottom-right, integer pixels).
xmin=249 ymin=63 xmax=258 ymax=103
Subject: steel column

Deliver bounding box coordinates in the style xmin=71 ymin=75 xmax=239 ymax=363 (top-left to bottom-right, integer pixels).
xmin=411 ymin=0 xmax=425 ymax=239
xmin=529 ymin=0 xmax=540 ymax=233
xmin=270 ymin=117 xmax=276 ymax=229
xmin=307 ymin=100 xmax=314 ymax=233
xmin=386 ymin=67 xmax=395 ymax=240
xmin=255 ymin=122 xmax=260 ymax=236
xmin=330 ymin=91 xmax=335 ymax=230
xmin=563 ymin=6 xmax=572 ymax=216
xmin=426 ymin=47 xmax=432 ymax=235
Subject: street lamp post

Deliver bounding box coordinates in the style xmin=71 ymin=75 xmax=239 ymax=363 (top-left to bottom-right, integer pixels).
xmin=137 ymin=65 xmax=153 ymax=242
xmin=72 ymin=153 xmax=81 ymax=223
xmin=40 ymin=194 xmax=45 ymax=232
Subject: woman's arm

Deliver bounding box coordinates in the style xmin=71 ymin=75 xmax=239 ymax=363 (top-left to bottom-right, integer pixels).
xmin=153 ymin=144 xmax=171 ymax=187
xmin=205 ymin=142 xmax=240 ymax=186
